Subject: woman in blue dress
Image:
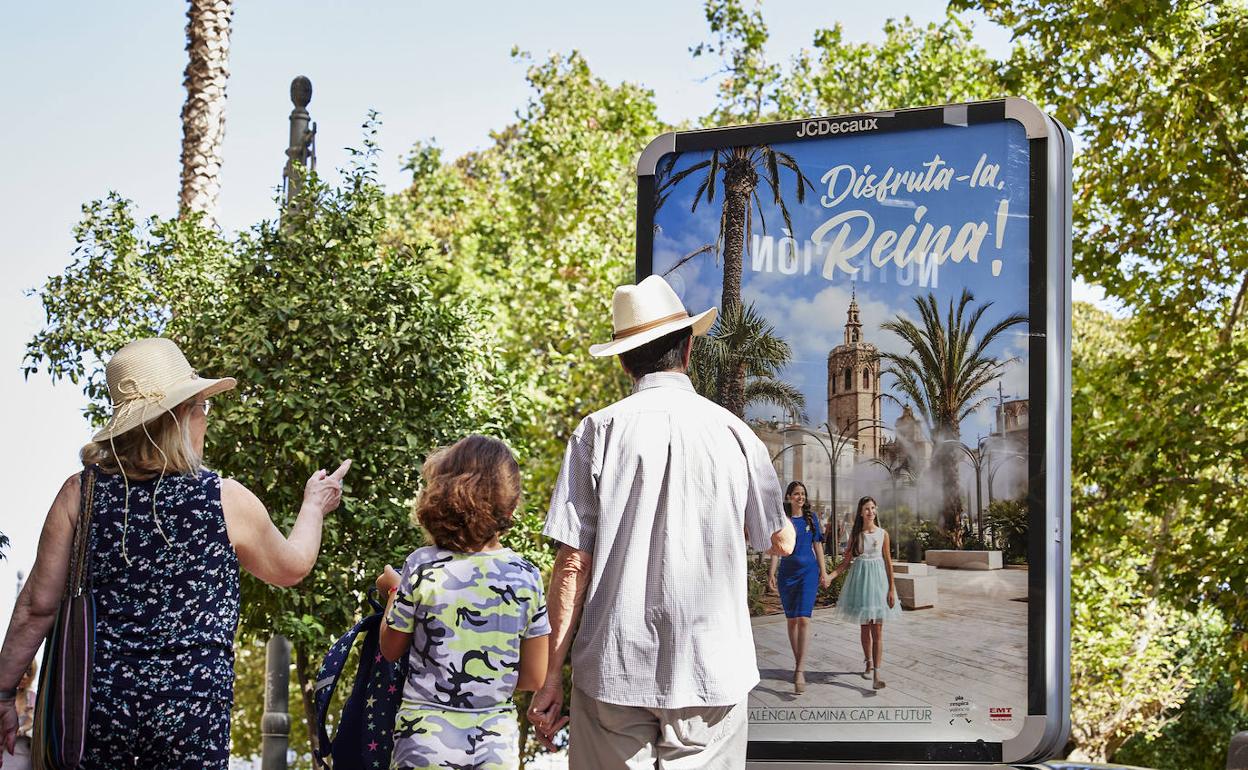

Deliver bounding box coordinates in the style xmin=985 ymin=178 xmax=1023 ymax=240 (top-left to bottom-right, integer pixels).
xmin=766 ymin=481 xmax=827 ymax=693
xmin=827 ymin=495 xmax=901 ymax=690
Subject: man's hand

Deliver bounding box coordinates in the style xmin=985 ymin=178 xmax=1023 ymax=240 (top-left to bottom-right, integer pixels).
xmin=0 ymin=700 xmax=17 ymax=764
xmin=767 ymin=518 xmax=796 ymax=556
xmin=527 ymin=677 xmax=568 ymax=751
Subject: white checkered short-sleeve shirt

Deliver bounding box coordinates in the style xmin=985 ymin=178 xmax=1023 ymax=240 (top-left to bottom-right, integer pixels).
xmin=544 ymin=372 xmax=787 ymax=708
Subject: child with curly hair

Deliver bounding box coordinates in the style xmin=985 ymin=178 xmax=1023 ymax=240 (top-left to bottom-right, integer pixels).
xmin=377 ymin=435 xmax=550 ymax=770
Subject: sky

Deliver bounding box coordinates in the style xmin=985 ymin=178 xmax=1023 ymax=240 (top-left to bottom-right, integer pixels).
xmin=0 ymin=1 xmax=1097 ymax=624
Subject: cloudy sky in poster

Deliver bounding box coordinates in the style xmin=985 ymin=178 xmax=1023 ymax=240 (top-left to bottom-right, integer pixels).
xmin=653 ymin=120 xmax=1032 ymax=439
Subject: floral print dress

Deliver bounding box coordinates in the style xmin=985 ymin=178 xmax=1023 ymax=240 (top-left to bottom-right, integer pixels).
xmin=82 ymin=466 xmax=239 ymax=769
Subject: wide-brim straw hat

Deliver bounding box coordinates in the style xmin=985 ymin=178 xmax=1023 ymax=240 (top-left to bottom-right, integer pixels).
xmin=588 ymin=275 xmax=717 ymax=357
xmin=92 ymin=337 xmax=237 ymax=442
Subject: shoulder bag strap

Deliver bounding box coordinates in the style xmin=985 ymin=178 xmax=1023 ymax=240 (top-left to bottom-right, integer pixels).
xmin=67 ymin=467 xmax=96 ymax=598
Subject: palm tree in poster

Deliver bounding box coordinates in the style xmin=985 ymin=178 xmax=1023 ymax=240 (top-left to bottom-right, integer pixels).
xmin=689 ymin=303 xmax=807 ymax=421
xmin=879 ymin=290 xmax=1026 ymax=544
xmin=656 ymin=146 xmax=814 ymax=416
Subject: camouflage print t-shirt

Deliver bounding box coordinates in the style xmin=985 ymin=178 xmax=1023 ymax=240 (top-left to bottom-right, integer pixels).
xmin=386 ymin=546 xmax=550 ymax=711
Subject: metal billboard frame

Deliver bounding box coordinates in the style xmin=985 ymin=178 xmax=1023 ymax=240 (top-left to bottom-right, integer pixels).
xmin=634 ymin=98 xmax=1072 ymax=765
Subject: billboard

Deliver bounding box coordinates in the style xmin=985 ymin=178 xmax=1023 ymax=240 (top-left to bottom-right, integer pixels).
xmin=636 ymin=99 xmax=1071 ymax=764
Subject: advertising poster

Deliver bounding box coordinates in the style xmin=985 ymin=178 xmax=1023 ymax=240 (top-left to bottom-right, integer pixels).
xmin=640 ymin=104 xmax=1068 ymax=761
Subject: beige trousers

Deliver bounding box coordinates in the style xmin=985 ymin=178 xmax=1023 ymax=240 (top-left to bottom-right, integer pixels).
xmin=568 ymin=687 xmax=749 ymax=770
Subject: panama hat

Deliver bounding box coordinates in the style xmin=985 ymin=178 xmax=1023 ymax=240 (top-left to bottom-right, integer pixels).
xmin=588 ymin=275 xmax=717 ymax=357
xmin=92 ymin=337 xmax=237 ymax=442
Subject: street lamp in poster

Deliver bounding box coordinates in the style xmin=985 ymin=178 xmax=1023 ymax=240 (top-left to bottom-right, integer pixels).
xmin=636 ymin=99 xmax=1071 ymax=764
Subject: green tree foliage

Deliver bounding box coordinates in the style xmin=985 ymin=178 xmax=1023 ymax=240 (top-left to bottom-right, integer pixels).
xmin=691 ymin=0 xmax=778 ymax=125
xmin=1070 ymin=301 xmax=1248 ymax=761
xmin=24 ymin=195 xmax=232 ymax=414
xmin=1115 ymin=673 xmax=1246 ymax=770
xmin=25 ymin=131 xmax=525 ymax=757
xmin=956 ymin=0 xmax=1248 ymax=333
xmin=776 ymin=11 xmax=1009 ymax=117
xmin=1067 ymin=555 xmax=1216 ymax=762
xmin=385 ymin=52 xmax=664 ymax=503
xmin=694 ymin=0 xmax=1009 ymax=125
xmin=958 ymin=0 xmax=1248 ymax=706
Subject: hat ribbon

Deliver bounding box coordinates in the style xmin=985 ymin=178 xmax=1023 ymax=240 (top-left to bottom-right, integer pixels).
xmin=111 ymin=380 xmax=167 ymax=411
xmin=106 ymin=380 xmax=176 ymax=565
xmin=611 ymin=311 xmax=690 ymax=341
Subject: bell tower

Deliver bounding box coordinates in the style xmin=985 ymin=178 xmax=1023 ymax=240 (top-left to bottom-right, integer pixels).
xmin=827 ymin=289 xmax=881 ymax=458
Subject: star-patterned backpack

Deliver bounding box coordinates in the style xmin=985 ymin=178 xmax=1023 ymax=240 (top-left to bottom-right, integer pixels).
xmin=313 ymin=592 xmax=408 ymax=770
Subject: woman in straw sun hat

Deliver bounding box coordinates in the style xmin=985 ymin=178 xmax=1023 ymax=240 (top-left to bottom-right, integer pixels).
xmin=0 ymin=337 xmax=350 ymax=769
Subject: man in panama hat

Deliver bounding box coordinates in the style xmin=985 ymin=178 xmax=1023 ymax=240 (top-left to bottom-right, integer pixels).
xmin=530 ymin=275 xmax=795 ymax=769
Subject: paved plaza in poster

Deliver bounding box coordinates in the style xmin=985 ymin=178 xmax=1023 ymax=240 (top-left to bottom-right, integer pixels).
xmin=749 ymin=566 xmax=1028 ymax=743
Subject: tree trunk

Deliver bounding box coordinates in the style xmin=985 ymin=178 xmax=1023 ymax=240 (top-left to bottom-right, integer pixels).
xmin=179 ymin=0 xmax=233 ymax=226
xmin=720 ymin=359 xmax=748 ymax=419
xmin=1221 ymin=268 xmax=1248 ymax=344
xmin=936 ymin=441 xmax=964 ymax=546
xmin=719 ymin=185 xmax=750 ymax=320
xmin=294 ymin=642 xmax=321 ymax=760
xmin=715 ymin=162 xmax=755 ymax=417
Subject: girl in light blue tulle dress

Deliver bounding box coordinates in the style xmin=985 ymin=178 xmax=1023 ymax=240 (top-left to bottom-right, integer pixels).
xmin=826 ymin=495 xmax=900 ymax=690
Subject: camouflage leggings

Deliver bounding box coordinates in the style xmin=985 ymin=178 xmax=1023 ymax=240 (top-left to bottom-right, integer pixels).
xmin=391 ymin=705 xmax=518 ymax=770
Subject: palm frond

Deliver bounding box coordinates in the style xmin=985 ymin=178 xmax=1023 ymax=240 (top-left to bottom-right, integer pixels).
xmin=773 ymin=150 xmax=815 ymax=201
xmin=661 ymin=244 xmax=717 ymax=278
xmin=882 ymin=290 xmax=1025 ymax=436
xmin=693 ymin=302 xmax=799 ymax=412
xmin=690 ymin=178 xmax=711 ymax=213
xmin=765 ymin=149 xmax=782 ymax=206
xmin=751 ymin=189 xmax=768 ymax=236
xmin=957 ymin=395 xmax=997 ymax=424
xmin=706 ymin=152 xmax=720 ymax=205
xmin=656 ymin=159 xmax=712 ymax=195
xmin=964 ymin=313 xmax=1028 ymax=365
xmin=744 ymin=379 xmax=808 ymax=422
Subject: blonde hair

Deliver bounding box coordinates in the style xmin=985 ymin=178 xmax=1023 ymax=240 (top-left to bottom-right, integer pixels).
xmin=80 ymin=400 xmax=202 ymax=477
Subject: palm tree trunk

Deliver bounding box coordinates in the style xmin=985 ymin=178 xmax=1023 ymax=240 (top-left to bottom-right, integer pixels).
xmin=179 ymin=0 xmax=233 ymax=226
xmin=936 ymin=441 xmax=964 ymax=546
xmin=719 ymin=186 xmax=749 ymax=321
xmin=716 ymin=183 xmax=751 ymax=415
xmin=721 ymin=359 xmax=748 ymax=419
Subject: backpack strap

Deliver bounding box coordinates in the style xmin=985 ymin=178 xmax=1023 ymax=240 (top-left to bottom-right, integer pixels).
xmin=312 ymin=615 xmax=371 ymax=767
xmin=311 ymin=590 xmax=393 ymax=768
